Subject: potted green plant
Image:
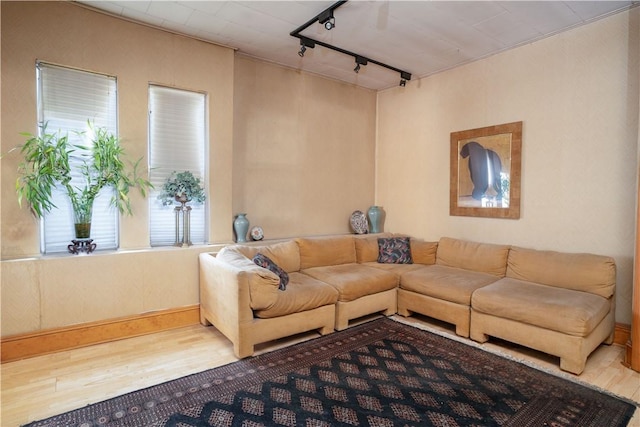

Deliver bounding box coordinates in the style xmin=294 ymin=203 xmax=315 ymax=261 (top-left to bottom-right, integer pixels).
xmin=158 ymin=171 xmax=206 ymax=206
xmin=14 ymin=121 xmax=152 ymax=239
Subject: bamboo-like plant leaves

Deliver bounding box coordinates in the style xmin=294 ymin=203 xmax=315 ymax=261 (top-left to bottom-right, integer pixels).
xmin=14 ymin=121 xmax=153 ymax=219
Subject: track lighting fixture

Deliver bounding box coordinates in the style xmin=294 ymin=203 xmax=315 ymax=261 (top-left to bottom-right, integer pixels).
xmin=399 ymin=71 xmax=412 ymax=87
xmin=291 ymin=1 xmax=412 ymax=87
xmin=319 ymin=9 xmax=335 ymax=30
xmin=354 ymin=56 xmax=367 ymax=74
xmin=298 ymin=37 xmax=315 ymax=57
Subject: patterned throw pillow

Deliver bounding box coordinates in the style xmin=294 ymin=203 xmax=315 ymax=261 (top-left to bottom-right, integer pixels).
xmin=253 ymin=253 xmax=289 ymax=290
xmin=377 ymin=237 xmax=413 ymax=264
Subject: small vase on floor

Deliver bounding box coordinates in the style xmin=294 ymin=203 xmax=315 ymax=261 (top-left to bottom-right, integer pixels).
xmin=234 ymin=213 xmax=250 ymax=243
xmin=367 ymin=205 xmax=384 ymax=233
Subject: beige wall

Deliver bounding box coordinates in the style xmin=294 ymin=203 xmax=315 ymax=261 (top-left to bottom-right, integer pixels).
xmin=0 ymin=2 xmax=377 ymax=336
xmin=377 ymin=9 xmax=640 ymax=324
xmin=1 ymin=1 xmax=235 ymax=256
xmin=0 ymin=1 xmax=233 ymax=336
xmin=233 ymin=56 xmax=377 ymax=239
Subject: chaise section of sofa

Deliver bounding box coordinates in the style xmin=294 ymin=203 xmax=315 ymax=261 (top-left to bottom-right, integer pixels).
xmin=199 ymin=240 xmax=338 ymax=358
xmin=470 ymin=246 xmax=616 ymax=374
xmin=397 ymin=237 xmax=510 ymax=337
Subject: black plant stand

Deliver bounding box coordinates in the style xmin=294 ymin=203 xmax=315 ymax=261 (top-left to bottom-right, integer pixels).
xmin=68 ymin=239 xmax=97 ymax=255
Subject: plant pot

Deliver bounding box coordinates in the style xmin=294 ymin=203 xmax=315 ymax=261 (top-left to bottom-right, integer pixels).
xmin=74 ymin=222 xmax=92 ymax=239
xmin=73 ymin=204 xmax=93 ymax=239
xmin=175 ymin=194 xmax=190 ymax=204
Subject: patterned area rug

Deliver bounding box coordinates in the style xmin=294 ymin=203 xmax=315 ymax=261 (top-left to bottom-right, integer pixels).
xmin=26 ymin=318 xmax=636 ymax=427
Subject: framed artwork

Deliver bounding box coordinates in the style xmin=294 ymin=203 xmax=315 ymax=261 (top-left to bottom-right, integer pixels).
xmin=450 ymin=121 xmax=522 ymax=219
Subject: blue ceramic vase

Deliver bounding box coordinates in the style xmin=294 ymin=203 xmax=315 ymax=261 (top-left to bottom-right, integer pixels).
xmin=367 ymin=206 xmax=384 ymax=234
xmin=234 ymin=213 xmax=250 ymax=243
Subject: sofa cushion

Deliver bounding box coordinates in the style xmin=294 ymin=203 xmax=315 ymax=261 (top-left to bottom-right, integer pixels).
xmin=254 ymin=272 xmax=339 ymax=319
xmin=410 ymin=240 xmax=438 ymax=265
xmin=436 ymin=237 xmax=510 ymax=277
xmin=471 ymin=278 xmax=611 ymax=337
xmin=361 ymin=261 xmax=424 ymax=274
xmin=216 ymin=247 xmax=280 ymax=311
xmin=302 ymin=264 xmax=399 ymax=302
xmin=235 ymin=240 xmax=301 ymax=273
xmin=400 ymin=265 xmax=499 ymax=305
xmin=506 ymin=247 xmax=616 ymax=299
xmin=253 ymin=253 xmax=289 ymax=290
xmin=378 ymin=237 xmax=413 ymax=264
xmin=297 ymin=236 xmax=356 ymax=269
xmin=354 ymin=233 xmax=393 ymax=263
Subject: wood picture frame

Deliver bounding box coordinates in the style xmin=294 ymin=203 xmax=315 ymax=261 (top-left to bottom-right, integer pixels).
xmin=450 ymin=121 xmax=522 ymax=219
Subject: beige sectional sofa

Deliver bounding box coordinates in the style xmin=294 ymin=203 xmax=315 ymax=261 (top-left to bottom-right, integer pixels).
xmin=199 ymin=234 xmax=616 ymax=374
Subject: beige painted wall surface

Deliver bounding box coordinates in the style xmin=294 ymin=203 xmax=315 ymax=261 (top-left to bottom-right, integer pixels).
xmin=376 ymin=9 xmax=640 ymax=324
xmin=0 ymin=1 xmax=235 ymax=335
xmin=0 ymin=2 xmax=377 ymax=336
xmin=1 ymin=1 xmax=234 ymax=256
xmin=233 ymin=57 xmax=377 ymax=239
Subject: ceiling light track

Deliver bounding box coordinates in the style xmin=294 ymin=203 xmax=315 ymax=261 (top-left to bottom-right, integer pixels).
xmin=290 ymin=0 xmax=411 ymax=86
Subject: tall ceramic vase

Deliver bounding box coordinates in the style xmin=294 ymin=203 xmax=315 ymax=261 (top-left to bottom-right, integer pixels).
xmin=234 ymin=213 xmax=250 ymax=243
xmin=367 ymin=205 xmax=384 ymax=234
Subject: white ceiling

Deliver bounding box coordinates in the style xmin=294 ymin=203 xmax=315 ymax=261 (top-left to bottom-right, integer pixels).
xmin=77 ymin=1 xmax=638 ymax=90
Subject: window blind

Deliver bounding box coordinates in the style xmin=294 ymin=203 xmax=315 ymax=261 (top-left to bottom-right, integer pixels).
xmin=148 ymin=85 xmax=207 ymax=246
xmin=37 ymin=62 xmax=118 ymax=254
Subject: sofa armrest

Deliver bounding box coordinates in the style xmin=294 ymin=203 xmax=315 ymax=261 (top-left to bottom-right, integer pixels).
xmin=199 ymin=253 xmax=254 ymax=338
xmin=199 ymin=251 xmax=279 ymax=355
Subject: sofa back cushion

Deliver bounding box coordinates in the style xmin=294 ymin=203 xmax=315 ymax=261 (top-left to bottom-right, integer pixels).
xmin=234 ymin=240 xmax=300 ymax=273
xmin=436 ymin=237 xmax=510 ymax=277
xmin=354 ymin=233 xmax=393 ymax=263
xmin=297 ymin=236 xmax=356 ymax=269
xmin=506 ymin=246 xmax=616 ymax=298
xmin=410 ymin=240 xmax=438 ymax=265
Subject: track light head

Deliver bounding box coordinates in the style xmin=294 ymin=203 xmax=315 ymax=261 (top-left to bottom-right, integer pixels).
xmin=324 ymin=18 xmax=335 ymax=30
xmin=297 ymin=37 xmax=315 ymax=58
xmin=354 ymin=56 xmax=367 ymax=73
xmin=399 ymin=71 xmax=412 ymax=87
xmin=319 ymin=10 xmax=335 ymax=30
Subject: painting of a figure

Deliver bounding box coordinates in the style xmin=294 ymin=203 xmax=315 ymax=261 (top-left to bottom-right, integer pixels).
xmin=460 ymin=141 xmax=503 ymax=202
xmin=450 ymin=121 xmax=522 ymax=219
xmin=457 ymin=132 xmax=511 ymax=208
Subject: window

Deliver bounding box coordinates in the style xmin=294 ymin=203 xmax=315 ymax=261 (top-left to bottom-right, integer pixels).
xmin=37 ymin=62 xmax=118 ymax=254
xmin=148 ymin=85 xmax=207 ymax=246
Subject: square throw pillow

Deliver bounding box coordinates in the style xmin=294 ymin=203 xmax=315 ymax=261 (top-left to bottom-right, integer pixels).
xmin=253 ymin=253 xmax=289 ymax=290
xmin=378 ymin=237 xmax=413 ymax=264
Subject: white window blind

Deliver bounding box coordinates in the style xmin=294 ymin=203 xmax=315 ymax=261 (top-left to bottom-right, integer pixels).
xmin=37 ymin=62 xmax=118 ymax=254
xmin=149 ymin=85 xmax=207 ymax=246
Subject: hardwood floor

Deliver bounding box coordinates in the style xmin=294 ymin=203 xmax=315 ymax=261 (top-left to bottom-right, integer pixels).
xmin=2 ymin=315 xmax=639 ymax=426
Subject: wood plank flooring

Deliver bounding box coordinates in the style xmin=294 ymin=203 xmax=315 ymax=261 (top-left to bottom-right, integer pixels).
xmin=2 ymin=315 xmax=639 ymax=426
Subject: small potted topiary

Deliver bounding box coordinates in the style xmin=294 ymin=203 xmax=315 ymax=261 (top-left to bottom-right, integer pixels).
xmin=158 ymin=171 xmax=206 ymax=206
